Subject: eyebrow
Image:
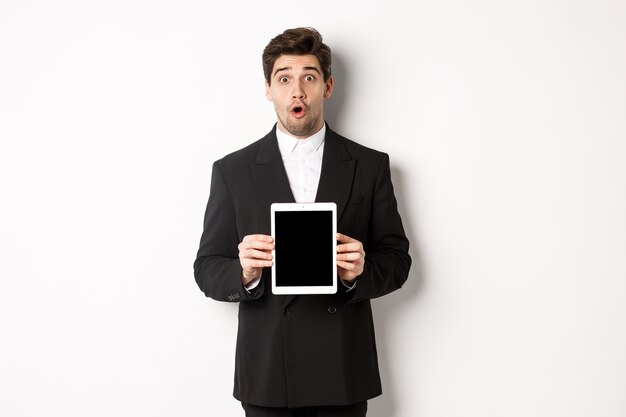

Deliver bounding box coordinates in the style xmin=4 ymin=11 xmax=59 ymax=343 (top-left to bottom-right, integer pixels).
xmin=273 ymin=66 xmax=322 ymax=77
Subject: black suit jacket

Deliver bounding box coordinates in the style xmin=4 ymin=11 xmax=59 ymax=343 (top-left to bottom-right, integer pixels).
xmin=194 ymin=125 xmax=411 ymax=408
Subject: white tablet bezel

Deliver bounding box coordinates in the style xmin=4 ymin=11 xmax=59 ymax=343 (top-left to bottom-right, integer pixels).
xmin=271 ymin=202 xmax=337 ymax=295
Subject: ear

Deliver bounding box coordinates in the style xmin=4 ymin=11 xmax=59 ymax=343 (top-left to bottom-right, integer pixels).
xmin=323 ymin=75 xmax=334 ymax=99
xmin=265 ymin=80 xmax=273 ymax=101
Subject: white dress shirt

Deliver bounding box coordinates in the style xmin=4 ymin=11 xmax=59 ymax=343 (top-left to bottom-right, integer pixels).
xmin=276 ymin=124 xmax=325 ymax=203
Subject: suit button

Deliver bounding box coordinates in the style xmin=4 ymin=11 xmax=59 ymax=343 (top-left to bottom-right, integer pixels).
xmin=328 ymin=306 xmax=337 ymax=314
xmin=283 ymin=308 xmax=290 ymax=317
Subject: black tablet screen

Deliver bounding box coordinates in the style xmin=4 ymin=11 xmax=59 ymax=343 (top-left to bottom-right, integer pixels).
xmin=274 ymin=210 xmax=334 ymax=287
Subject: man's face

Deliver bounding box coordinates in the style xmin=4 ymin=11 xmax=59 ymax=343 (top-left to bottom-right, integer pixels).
xmin=265 ymin=54 xmax=334 ymax=139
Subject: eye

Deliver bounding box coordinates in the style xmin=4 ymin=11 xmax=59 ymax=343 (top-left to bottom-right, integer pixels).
xmin=304 ymin=75 xmax=315 ymax=81
xmin=279 ymin=76 xmax=289 ymax=83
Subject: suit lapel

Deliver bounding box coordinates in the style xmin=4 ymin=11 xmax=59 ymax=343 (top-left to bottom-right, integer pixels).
xmin=251 ymin=127 xmax=295 ymax=211
xmin=315 ymin=127 xmax=356 ymax=223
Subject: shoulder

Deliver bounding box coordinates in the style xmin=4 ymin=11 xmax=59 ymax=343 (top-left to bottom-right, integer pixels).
xmin=327 ymin=127 xmax=389 ymax=163
xmin=214 ymin=128 xmax=276 ymax=169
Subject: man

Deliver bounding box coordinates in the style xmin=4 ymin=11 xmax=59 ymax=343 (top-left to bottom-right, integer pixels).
xmin=194 ymin=27 xmax=411 ymax=417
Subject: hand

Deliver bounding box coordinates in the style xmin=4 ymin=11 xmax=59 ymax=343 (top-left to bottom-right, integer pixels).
xmin=336 ymin=233 xmax=365 ymax=282
xmin=238 ymin=234 xmax=274 ymax=285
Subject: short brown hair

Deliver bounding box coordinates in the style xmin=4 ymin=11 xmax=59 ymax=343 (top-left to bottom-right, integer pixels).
xmin=262 ymin=27 xmax=332 ymax=84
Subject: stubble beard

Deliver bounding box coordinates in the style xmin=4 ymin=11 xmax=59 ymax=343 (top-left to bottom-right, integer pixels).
xmin=277 ymin=109 xmax=321 ymax=138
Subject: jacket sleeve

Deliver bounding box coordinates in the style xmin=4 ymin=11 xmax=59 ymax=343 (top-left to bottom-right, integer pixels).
xmin=349 ymin=153 xmax=411 ymax=302
xmin=193 ymin=161 xmax=265 ymax=302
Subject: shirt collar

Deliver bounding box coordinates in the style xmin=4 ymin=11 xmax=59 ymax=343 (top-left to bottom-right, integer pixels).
xmin=276 ymin=123 xmax=326 ymax=154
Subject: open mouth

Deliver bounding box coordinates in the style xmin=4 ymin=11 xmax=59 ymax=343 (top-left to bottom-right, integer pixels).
xmin=290 ymin=104 xmax=306 ymax=118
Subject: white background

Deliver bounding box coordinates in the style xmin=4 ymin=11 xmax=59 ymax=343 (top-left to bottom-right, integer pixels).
xmin=1 ymin=1 xmax=625 ymax=416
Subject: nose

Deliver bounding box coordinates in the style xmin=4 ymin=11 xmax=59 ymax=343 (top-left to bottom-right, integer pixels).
xmin=291 ymin=80 xmax=305 ymax=99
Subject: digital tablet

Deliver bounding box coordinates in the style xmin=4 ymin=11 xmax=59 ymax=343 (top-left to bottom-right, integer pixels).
xmin=271 ymin=202 xmax=337 ymax=295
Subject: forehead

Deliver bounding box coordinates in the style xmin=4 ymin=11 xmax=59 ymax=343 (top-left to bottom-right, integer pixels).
xmin=272 ymin=54 xmax=322 ymax=74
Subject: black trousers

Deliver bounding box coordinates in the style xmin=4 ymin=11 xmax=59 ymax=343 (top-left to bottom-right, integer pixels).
xmin=242 ymin=401 xmax=367 ymax=417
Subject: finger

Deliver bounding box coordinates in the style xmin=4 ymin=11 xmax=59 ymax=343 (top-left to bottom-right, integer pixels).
xmin=242 ymin=259 xmax=273 ymax=269
xmin=240 ymin=249 xmax=273 ymax=260
xmin=239 ymin=240 xmax=275 ymax=251
xmin=336 ymin=233 xmax=357 ymax=243
xmin=336 ymin=252 xmax=362 ymax=262
xmin=337 ymin=242 xmax=364 ymax=253
xmin=336 ymin=260 xmax=357 ymax=270
xmin=242 ymin=234 xmax=274 ymax=243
